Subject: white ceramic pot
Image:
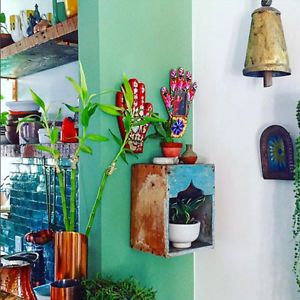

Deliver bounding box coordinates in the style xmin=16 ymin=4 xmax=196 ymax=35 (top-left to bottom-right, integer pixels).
xmin=169 ymin=221 xmax=200 ymax=249
xmin=38 ymin=128 xmax=50 ymax=144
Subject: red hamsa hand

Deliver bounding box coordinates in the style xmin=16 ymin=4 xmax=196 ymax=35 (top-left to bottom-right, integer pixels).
xmin=116 ymin=78 xmax=153 ymax=153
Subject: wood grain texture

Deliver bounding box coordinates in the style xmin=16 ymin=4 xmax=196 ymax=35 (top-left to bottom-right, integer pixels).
xmin=0 ymin=16 xmax=78 ymax=78
xmin=131 ymin=164 xmax=168 ymax=257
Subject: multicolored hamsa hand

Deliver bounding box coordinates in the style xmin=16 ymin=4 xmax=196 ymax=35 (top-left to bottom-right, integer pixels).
xmin=161 ymin=68 xmax=197 ymax=138
xmin=116 ymin=78 xmax=153 ymax=153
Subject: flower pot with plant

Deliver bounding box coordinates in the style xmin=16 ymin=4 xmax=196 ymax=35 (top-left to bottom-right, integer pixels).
xmin=148 ymin=120 xmax=183 ymax=158
xmin=169 ymin=195 xmax=205 ymax=248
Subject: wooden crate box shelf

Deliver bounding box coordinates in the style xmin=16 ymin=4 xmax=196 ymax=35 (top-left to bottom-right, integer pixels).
xmin=131 ymin=163 xmax=215 ymax=257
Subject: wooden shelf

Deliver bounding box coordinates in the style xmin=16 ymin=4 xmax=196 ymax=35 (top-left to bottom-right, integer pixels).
xmin=0 ymin=16 xmax=78 ymax=79
xmin=1 ymin=143 xmax=78 ymax=159
xmin=131 ymin=164 xmax=215 ymax=258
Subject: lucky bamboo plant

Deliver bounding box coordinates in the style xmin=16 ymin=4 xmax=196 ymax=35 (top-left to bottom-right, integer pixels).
xmin=22 ymin=63 xmax=164 ymax=235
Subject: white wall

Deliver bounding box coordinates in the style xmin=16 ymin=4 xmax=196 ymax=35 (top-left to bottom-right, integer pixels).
xmin=1 ymin=0 xmax=78 ymax=117
xmin=193 ymin=1 xmax=299 ymax=299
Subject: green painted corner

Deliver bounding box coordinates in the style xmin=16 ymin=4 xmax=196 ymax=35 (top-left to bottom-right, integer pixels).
xmin=79 ymin=1 xmax=194 ymax=299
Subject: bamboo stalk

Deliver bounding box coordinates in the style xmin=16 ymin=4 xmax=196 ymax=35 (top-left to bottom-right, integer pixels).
xmin=85 ymin=131 xmax=130 ymax=236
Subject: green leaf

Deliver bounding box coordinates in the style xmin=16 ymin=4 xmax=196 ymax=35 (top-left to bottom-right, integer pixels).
xmin=64 ymin=103 xmax=80 ymax=113
xmin=88 ymin=103 xmax=98 ymax=117
xmin=0 ymin=13 xmax=6 ymax=24
xmin=155 ymin=123 xmax=167 ymax=137
xmin=79 ymin=144 xmax=93 ymax=154
xmin=88 ymin=93 xmax=98 ymax=102
xmin=120 ymin=151 xmax=128 ymax=164
xmin=35 ymin=145 xmax=53 ymax=153
xmin=124 ymin=113 xmax=131 ymax=133
xmin=122 ymin=73 xmax=134 ymax=108
xmin=81 ymin=106 xmax=90 ymax=127
xmin=86 ymin=134 xmax=109 ymax=142
xmin=79 ymin=62 xmax=88 ymax=101
xmin=109 ymin=129 xmax=122 ymax=146
xmin=30 ymin=89 xmax=46 ymax=112
xmin=98 ymin=104 xmax=122 ymax=116
xmin=50 ymin=127 xmax=59 ymax=144
xmin=0 ymin=94 xmax=4 ymax=100
xmin=66 ymin=76 xmax=82 ymax=100
xmin=99 ymin=88 xmax=118 ymax=96
xmin=144 ymin=116 xmax=166 ymax=123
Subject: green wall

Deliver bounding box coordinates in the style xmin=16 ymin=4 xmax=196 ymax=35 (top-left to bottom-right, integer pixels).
xmin=79 ymin=1 xmax=193 ymax=299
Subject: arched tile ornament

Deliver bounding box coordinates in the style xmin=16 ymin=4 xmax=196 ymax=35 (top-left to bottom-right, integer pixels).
xmin=260 ymin=125 xmax=294 ymax=180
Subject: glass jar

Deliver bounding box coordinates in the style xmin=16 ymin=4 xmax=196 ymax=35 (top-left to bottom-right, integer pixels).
xmin=64 ymin=0 xmax=78 ymax=18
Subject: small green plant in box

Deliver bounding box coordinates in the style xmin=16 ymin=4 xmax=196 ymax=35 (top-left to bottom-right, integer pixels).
xmin=169 ymin=195 xmax=205 ymax=249
xmin=169 ymin=196 xmax=204 ymax=225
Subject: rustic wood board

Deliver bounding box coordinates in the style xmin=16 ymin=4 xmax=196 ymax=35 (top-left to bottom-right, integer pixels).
xmin=131 ymin=164 xmax=169 ymax=257
xmin=0 ymin=16 xmax=78 ymax=78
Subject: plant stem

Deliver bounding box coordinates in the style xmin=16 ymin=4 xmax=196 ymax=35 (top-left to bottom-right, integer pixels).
xmin=57 ymin=170 xmax=70 ymax=231
xmin=85 ymin=131 xmax=130 ymax=236
xmin=69 ymin=166 xmax=77 ymax=231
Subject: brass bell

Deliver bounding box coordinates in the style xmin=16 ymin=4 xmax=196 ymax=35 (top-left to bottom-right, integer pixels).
xmin=243 ymin=0 xmax=291 ymax=87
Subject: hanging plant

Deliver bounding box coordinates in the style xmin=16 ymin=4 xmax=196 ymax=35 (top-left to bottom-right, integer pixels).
xmin=293 ymin=100 xmax=300 ymax=290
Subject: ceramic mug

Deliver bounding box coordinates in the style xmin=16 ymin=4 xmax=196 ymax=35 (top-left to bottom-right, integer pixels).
xmin=19 ymin=122 xmax=41 ymax=144
xmin=10 ymin=15 xmax=24 ymax=42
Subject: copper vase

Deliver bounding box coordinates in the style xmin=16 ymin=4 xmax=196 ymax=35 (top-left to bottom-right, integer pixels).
xmin=50 ymin=279 xmax=83 ymax=300
xmin=0 ymin=260 xmax=36 ymax=299
xmin=54 ymin=231 xmax=88 ymax=281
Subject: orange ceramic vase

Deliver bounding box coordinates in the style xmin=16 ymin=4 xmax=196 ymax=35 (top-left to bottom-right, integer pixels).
xmin=54 ymin=231 xmax=88 ymax=281
xmin=64 ymin=0 xmax=78 ymax=17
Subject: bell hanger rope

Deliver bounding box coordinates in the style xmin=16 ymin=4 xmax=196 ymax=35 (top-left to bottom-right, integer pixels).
xmin=262 ymin=0 xmax=272 ymax=6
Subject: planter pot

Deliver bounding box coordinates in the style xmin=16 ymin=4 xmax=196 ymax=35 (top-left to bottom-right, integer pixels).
xmin=169 ymin=221 xmax=200 ymax=248
xmin=50 ymin=279 xmax=83 ymax=300
xmin=161 ymin=142 xmax=182 ymax=157
xmin=54 ymin=232 xmax=88 ymax=281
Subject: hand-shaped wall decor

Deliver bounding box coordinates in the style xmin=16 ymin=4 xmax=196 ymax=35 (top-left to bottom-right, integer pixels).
xmin=161 ymin=68 xmax=197 ymax=138
xmin=116 ymin=78 xmax=153 ymax=153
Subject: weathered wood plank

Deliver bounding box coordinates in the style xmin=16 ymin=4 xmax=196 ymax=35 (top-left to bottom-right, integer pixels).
xmin=0 ymin=16 xmax=78 ymax=78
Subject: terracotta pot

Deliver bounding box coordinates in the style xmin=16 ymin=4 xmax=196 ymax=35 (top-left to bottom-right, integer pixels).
xmin=181 ymin=144 xmax=197 ymax=164
xmin=161 ymin=142 xmax=182 ymax=157
xmin=51 ymin=279 xmax=83 ymax=300
xmin=54 ymin=231 xmax=88 ymax=281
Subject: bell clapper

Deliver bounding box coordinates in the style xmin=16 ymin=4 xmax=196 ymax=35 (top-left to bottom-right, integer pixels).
xmin=263 ymin=71 xmax=273 ymax=87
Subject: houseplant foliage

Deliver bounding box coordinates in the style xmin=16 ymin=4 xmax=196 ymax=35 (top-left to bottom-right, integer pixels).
xmin=169 ymin=196 xmax=204 ymax=225
xmin=169 ymin=195 xmax=204 ymax=249
xmin=19 ymin=62 xmax=109 ymax=232
xmin=82 ymin=275 xmax=156 ymax=300
xmin=293 ymin=100 xmax=300 ymax=290
xmin=23 ymin=63 xmax=164 ymax=235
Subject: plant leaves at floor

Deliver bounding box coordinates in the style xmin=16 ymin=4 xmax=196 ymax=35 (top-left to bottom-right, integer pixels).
xmin=82 ymin=276 xmax=156 ymax=300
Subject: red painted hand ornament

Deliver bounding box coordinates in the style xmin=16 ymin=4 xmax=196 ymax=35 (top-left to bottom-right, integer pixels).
xmin=116 ymin=78 xmax=153 ymax=153
xmin=161 ymin=67 xmax=197 ymax=138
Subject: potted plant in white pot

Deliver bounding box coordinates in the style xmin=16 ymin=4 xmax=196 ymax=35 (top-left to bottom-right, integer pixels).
xmin=169 ymin=195 xmax=205 ymax=249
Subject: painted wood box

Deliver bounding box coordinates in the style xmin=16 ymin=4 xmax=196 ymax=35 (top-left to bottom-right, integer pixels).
xmin=131 ymin=164 xmax=215 ymax=257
